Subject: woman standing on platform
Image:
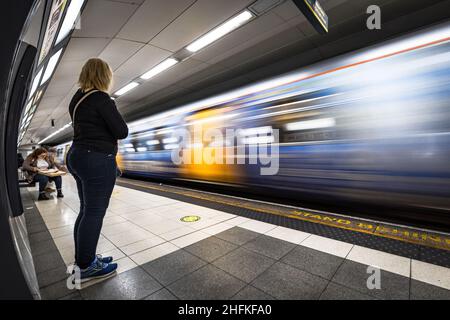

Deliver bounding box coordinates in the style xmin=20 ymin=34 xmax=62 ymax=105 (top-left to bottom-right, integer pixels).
xmin=67 ymin=58 xmax=128 ymax=282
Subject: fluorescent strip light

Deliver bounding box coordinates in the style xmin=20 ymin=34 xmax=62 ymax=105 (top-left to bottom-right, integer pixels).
xmin=114 ymin=82 xmax=139 ymax=96
xmin=21 ymin=115 xmax=28 ymax=126
xmin=140 ymin=58 xmax=178 ymax=80
xmin=29 ymin=68 xmax=43 ymax=99
xmin=186 ymin=10 xmax=253 ymax=52
xmin=55 ymin=0 xmax=85 ymax=45
xmin=38 ymin=122 xmax=72 ymax=144
xmin=23 ymin=115 xmax=31 ymax=127
xmin=285 ymin=118 xmax=336 ymax=131
xmin=24 ymin=100 xmax=33 ymax=115
xmin=136 ymin=147 xmax=147 ymax=152
xmin=41 ymin=48 xmax=63 ymax=84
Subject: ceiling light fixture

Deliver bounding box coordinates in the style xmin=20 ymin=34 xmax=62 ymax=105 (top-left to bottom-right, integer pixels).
xmin=186 ymin=10 xmax=253 ymax=52
xmin=140 ymin=58 xmax=179 ymax=80
xmin=23 ymin=100 xmax=33 ymax=115
xmin=114 ymin=82 xmax=139 ymax=96
xmin=55 ymin=0 xmax=85 ymax=45
xmin=38 ymin=122 xmax=72 ymax=144
xmin=40 ymin=48 xmax=63 ymax=85
xmin=29 ymin=68 xmax=43 ymax=99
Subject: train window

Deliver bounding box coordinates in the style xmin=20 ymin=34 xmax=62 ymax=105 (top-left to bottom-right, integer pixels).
xmin=283 ymin=130 xmax=336 ymax=143
xmin=144 ymin=139 xmax=160 ymax=151
xmin=236 ymin=126 xmax=275 ymax=145
xmin=280 ymin=115 xmax=337 ymax=143
xmin=134 ymin=139 xmax=160 ymax=152
xmin=122 ymin=143 xmax=135 ymax=153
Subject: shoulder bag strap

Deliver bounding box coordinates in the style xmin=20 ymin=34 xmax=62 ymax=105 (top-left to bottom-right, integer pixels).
xmin=71 ymin=90 xmax=99 ymax=127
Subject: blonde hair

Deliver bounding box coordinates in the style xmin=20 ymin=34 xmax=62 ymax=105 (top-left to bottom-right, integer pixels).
xmin=78 ymin=58 xmax=113 ymax=92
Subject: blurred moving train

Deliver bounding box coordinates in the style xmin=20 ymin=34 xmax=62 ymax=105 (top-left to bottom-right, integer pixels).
xmin=55 ymin=23 xmax=450 ymax=224
xmin=54 ymin=141 xmax=71 ymax=164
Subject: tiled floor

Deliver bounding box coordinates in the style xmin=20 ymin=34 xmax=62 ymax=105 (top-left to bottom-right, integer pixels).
xmin=25 ymin=175 xmax=450 ymax=300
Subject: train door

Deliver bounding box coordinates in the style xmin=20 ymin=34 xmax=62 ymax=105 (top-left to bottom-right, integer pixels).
xmin=181 ymin=107 xmax=243 ymax=185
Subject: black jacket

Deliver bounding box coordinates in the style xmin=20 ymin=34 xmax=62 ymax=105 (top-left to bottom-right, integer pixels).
xmin=69 ymin=89 xmax=128 ymax=154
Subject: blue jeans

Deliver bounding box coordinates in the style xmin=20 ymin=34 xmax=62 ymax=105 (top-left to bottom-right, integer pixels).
xmin=34 ymin=174 xmax=62 ymax=192
xmin=67 ymin=146 xmax=117 ymax=269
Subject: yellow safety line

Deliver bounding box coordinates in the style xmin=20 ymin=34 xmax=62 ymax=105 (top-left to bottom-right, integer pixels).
xmin=118 ymin=179 xmax=450 ymax=251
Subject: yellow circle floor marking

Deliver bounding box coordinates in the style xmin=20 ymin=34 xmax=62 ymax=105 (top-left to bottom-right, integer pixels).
xmin=118 ymin=179 xmax=450 ymax=251
xmin=181 ymin=215 xmax=201 ymax=222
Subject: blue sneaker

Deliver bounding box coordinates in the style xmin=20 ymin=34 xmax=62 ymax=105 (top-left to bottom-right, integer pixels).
xmin=97 ymin=254 xmax=113 ymax=264
xmin=68 ymin=255 xmax=113 ymax=269
xmin=80 ymin=257 xmax=117 ymax=283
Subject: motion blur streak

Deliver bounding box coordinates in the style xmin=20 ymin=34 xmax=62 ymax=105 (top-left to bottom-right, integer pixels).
xmin=57 ymin=23 xmax=450 ymax=224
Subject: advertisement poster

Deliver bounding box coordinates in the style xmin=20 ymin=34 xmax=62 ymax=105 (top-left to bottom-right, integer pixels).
xmin=38 ymin=0 xmax=67 ymax=64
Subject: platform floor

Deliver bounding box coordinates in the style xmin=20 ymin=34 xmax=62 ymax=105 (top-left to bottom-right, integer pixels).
xmin=23 ymin=175 xmax=450 ymax=300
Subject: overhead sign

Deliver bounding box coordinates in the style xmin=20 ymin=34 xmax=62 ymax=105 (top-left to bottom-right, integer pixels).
xmin=293 ymin=0 xmax=328 ymax=34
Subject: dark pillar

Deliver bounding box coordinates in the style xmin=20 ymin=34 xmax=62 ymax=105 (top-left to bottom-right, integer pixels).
xmin=0 ymin=0 xmax=36 ymax=299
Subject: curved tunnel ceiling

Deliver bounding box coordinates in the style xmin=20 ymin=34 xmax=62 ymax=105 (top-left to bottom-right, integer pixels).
xmin=21 ymin=0 xmax=450 ymax=146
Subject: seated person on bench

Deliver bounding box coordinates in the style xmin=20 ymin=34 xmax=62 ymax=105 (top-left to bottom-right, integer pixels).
xmin=22 ymin=147 xmax=66 ymax=200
